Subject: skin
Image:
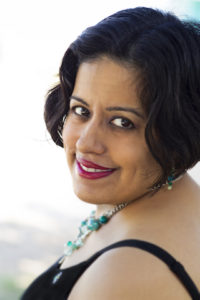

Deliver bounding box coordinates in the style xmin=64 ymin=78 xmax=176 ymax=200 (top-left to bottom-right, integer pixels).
xmin=62 ymin=56 xmax=162 ymax=213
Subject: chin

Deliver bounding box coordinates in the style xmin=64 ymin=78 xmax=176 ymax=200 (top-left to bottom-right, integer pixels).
xmin=73 ymin=187 xmax=113 ymax=205
xmin=76 ymin=195 xmax=108 ymax=205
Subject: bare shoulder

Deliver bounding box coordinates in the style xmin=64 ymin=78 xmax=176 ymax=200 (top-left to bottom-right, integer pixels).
xmin=68 ymin=246 xmax=191 ymax=300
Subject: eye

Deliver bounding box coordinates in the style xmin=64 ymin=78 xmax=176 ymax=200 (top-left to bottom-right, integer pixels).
xmin=110 ymin=117 xmax=135 ymax=129
xmin=71 ymin=106 xmax=90 ymax=117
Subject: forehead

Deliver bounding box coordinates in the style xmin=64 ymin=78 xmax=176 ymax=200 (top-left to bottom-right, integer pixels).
xmin=73 ymin=56 xmax=141 ymax=108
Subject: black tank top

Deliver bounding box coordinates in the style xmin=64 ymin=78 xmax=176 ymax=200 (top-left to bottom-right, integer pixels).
xmin=20 ymin=239 xmax=200 ymax=300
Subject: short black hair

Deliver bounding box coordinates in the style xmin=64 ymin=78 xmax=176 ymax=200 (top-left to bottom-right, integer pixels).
xmin=44 ymin=7 xmax=200 ymax=189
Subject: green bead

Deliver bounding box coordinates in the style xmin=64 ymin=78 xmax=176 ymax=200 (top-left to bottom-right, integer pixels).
xmin=168 ymin=181 xmax=173 ymax=186
xmin=72 ymin=243 xmax=78 ymax=250
xmin=168 ymin=175 xmax=175 ymax=181
xmin=67 ymin=241 xmax=77 ymax=250
xmin=99 ymin=215 xmax=108 ymax=224
xmin=87 ymin=219 xmax=100 ymax=231
xmin=81 ymin=220 xmax=87 ymax=226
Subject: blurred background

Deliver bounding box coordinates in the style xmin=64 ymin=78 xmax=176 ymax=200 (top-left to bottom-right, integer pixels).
xmin=0 ymin=0 xmax=200 ymax=299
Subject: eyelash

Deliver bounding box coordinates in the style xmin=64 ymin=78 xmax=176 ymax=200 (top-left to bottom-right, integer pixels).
xmin=71 ymin=106 xmax=90 ymax=118
xmin=70 ymin=105 xmax=136 ymax=130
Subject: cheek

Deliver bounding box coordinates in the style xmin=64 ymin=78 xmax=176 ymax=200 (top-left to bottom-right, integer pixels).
xmin=62 ymin=123 xmax=78 ymax=162
xmin=120 ymin=138 xmax=146 ymax=164
xmin=138 ymin=149 xmax=161 ymax=180
xmin=120 ymin=140 xmax=157 ymax=176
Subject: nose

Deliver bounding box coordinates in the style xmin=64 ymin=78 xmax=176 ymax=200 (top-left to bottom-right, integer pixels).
xmin=76 ymin=119 xmax=107 ymax=155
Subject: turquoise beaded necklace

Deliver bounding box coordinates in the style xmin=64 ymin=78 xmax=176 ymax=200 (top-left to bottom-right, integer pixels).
xmin=53 ymin=203 xmax=129 ymax=284
xmin=63 ymin=202 xmax=128 ymax=258
xmin=53 ymin=175 xmax=181 ymax=284
xmin=61 ymin=173 xmax=179 ymax=261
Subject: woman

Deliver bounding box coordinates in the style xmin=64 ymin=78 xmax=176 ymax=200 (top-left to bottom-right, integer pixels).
xmin=21 ymin=7 xmax=200 ymax=300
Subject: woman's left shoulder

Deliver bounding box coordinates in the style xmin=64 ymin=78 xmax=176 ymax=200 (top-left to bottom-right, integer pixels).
xmin=68 ymin=245 xmax=191 ymax=300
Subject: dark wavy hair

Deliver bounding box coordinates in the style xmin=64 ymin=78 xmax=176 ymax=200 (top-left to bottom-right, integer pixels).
xmin=44 ymin=7 xmax=200 ymax=189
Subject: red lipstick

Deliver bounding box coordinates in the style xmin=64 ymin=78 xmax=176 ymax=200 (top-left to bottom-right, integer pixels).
xmin=76 ymin=159 xmax=116 ymax=179
xmin=77 ymin=158 xmax=113 ymax=170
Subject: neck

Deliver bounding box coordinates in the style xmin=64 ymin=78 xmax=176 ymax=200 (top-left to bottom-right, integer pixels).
xmin=95 ymin=173 xmax=188 ymax=219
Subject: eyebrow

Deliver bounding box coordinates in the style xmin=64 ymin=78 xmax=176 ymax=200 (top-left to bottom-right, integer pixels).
xmin=70 ymin=95 xmax=144 ymax=120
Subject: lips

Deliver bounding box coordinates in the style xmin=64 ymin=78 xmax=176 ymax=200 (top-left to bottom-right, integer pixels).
xmin=76 ymin=158 xmax=116 ymax=179
xmin=77 ymin=158 xmax=114 ymax=170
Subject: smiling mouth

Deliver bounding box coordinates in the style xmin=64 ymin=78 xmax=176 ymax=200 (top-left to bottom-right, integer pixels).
xmin=80 ymin=163 xmax=113 ymax=173
xmin=76 ymin=160 xmax=116 ymax=179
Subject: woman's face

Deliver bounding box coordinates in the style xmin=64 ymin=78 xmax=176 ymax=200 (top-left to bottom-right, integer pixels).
xmin=62 ymin=56 xmax=161 ymax=205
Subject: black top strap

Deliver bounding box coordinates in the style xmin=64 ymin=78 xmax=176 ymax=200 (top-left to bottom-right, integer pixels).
xmin=86 ymin=239 xmax=200 ymax=300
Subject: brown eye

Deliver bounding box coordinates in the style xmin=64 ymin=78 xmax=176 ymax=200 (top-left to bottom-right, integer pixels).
xmin=111 ymin=117 xmax=135 ymax=129
xmin=72 ymin=106 xmax=90 ymax=117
